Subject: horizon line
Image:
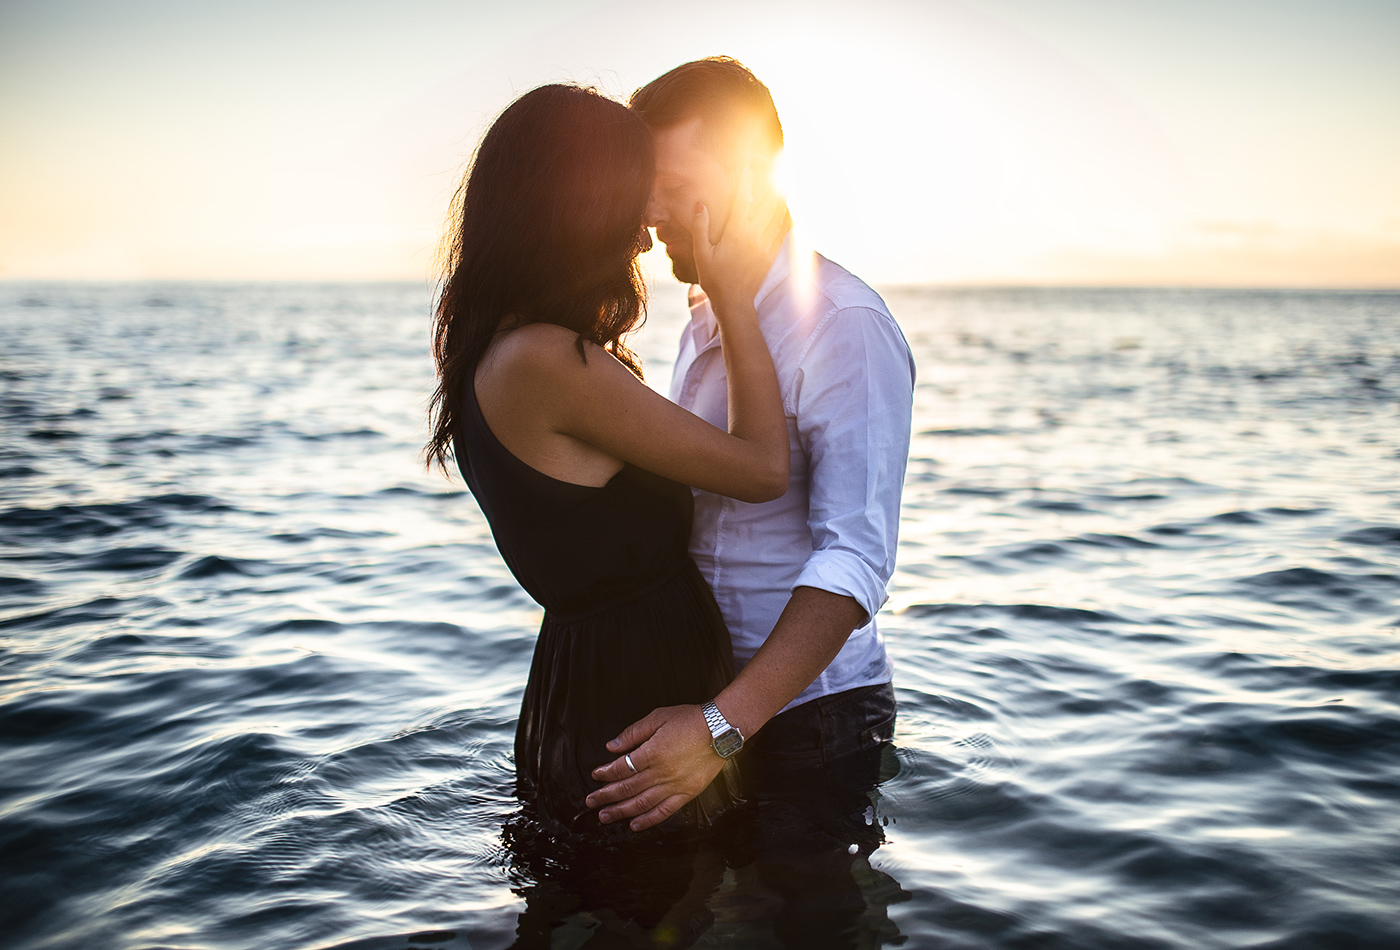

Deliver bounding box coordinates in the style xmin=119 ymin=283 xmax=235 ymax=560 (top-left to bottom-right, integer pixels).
xmin=3 ymin=277 xmax=1398 ymax=293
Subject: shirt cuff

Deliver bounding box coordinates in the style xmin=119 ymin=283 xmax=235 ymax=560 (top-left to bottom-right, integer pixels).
xmin=792 ymin=549 xmax=890 ymax=625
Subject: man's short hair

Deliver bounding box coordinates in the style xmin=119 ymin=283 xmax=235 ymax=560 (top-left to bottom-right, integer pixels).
xmin=629 ymin=57 xmax=783 ymax=160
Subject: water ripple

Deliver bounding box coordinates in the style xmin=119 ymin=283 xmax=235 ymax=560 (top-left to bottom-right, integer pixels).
xmin=3 ymin=284 xmax=1398 ymax=948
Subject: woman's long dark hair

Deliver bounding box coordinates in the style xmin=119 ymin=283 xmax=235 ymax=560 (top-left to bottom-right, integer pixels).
xmin=425 ymin=84 xmax=654 ymax=473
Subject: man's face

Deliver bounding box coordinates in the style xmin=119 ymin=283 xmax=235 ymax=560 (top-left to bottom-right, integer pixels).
xmin=645 ymin=117 xmax=735 ymax=285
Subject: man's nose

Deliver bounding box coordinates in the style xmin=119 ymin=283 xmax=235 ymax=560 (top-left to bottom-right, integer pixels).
xmin=643 ymin=193 xmax=666 ymax=228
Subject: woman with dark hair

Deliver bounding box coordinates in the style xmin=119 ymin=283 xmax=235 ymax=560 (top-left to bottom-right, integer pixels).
xmin=426 ymin=84 xmax=787 ymax=843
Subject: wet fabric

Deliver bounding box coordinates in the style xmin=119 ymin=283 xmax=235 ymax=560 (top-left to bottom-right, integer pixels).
xmin=454 ymin=373 xmax=742 ymax=842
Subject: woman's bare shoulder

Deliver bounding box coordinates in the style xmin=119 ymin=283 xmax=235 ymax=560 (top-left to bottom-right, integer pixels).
xmin=488 ymin=323 xmax=620 ymax=381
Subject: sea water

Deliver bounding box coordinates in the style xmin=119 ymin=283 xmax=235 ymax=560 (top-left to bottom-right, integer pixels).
xmin=1 ymin=282 xmax=1397 ymax=949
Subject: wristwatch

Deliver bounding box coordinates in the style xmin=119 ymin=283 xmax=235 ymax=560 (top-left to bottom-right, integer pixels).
xmin=701 ymin=701 xmax=745 ymax=758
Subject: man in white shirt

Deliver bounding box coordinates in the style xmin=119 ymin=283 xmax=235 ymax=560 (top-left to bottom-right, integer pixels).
xmin=587 ymin=58 xmax=915 ymax=847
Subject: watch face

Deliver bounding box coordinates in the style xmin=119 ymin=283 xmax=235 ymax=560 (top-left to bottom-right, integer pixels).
xmin=713 ymin=728 xmax=743 ymax=759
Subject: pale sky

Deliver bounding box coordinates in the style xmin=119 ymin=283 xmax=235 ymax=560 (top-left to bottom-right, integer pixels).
xmin=1 ymin=0 xmax=1397 ymax=285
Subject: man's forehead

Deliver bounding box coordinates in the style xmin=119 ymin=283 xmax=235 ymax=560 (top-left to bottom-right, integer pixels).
xmin=652 ymin=118 xmax=733 ymax=185
xmin=650 ymin=116 xmax=709 ymax=158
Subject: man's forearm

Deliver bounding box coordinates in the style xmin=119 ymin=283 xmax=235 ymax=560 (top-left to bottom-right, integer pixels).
xmin=712 ymin=586 xmax=868 ymax=740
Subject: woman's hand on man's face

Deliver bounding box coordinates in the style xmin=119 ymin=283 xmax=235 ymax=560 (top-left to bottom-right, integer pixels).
xmin=585 ymin=704 xmax=724 ymax=832
xmin=691 ymin=159 xmax=788 ymax=315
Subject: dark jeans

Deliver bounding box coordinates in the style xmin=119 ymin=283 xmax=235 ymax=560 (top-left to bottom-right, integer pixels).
xmin=743 ymin=681 xmax=898 ymax=805
xmin=732 ymin=682 xmax=903 ymax=948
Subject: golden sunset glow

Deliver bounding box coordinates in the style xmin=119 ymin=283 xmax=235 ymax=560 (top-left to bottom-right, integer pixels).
xmin=2 ymin=0 xmax=1396 ymax=285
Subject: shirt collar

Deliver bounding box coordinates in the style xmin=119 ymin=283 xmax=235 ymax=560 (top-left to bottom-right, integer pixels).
xmin=688 ymin=228 xmax=797 ymax=345
xmin=688 ymin=283 xmax=719 ymax=345
xmin=754 ymin=229 xmax=795 ymax=312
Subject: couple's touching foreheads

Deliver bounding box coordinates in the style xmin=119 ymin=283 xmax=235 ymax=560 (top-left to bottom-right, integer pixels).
xmin=426 ymin=53 xmax=914 ymax=907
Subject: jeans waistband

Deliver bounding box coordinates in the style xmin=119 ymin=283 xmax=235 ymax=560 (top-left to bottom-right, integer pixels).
xmin=746 ymin=681 xmax=897 ymax=766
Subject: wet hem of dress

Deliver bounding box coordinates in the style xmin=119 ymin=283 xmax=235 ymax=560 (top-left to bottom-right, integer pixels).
xmin=508 ymin=800 xmax=752 ymax=853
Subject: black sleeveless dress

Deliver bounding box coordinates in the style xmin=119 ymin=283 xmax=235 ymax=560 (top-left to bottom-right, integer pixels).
xmin=455 ymin=376 xmax=743 ymax=842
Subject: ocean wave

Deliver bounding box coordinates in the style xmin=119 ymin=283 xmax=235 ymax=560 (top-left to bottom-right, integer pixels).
xmin=4 ymin=284 xmax=1399 ymax=948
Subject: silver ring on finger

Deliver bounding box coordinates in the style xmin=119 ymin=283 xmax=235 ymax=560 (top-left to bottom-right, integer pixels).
xmin=625 ymin=753 xmax=638 ymax=774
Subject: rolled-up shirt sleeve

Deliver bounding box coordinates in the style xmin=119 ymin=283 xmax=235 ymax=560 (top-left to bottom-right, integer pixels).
xmin=790 ymin=306 xmax=916 ymax=622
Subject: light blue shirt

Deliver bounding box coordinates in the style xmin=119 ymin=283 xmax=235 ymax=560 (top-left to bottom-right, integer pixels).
xmin=669 ymin=236 xmax=916 ymax=712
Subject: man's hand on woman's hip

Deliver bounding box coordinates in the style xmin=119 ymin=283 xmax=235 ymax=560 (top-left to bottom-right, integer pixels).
xmin=586 ymin=704 xmax=724 ymax=832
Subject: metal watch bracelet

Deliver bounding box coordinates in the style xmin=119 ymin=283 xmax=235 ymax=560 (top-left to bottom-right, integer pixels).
xmin=701 ymin=700 xmax=744 ymax=758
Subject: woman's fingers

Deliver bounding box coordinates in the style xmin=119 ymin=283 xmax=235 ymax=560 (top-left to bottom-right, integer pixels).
xmin=719 ymin=158 xmax=783 ymax=258
xmin=728 ymin=161 xmax=756 ymax=230
xmin=754 ymin=166 xmax=786 ymax=247
xmin=749 ymin=157 xmax=779 ymax=225
xmin=691 ymin=156 xmax=793 ymax=306
xmin=691 ymin=201 xmax=713 ymax=258
xmin=749 ymin=159 xmax=786 ymax=253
